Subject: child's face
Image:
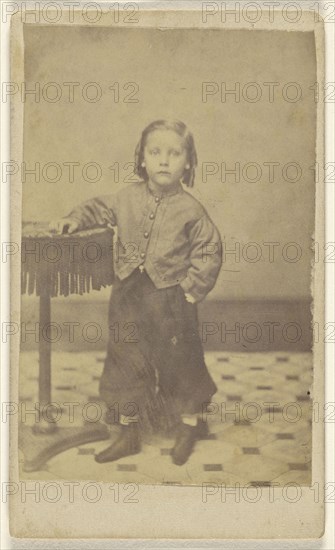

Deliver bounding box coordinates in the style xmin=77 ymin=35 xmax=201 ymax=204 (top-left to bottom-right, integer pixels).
xmin=143 ymin=129 xmax=188 ymax=188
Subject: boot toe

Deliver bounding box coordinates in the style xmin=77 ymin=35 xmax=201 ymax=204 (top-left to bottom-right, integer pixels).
xmin=94 ymin=425 xmax=141 ymax=463
xmin=94 ymin=440 xmax=141 ymax=463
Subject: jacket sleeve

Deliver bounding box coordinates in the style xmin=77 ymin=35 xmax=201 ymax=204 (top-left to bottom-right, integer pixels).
xmin=180 ymin=214 xmax=222 ymax=302
xmin=65 ymin=193 xmax=117 ymax=230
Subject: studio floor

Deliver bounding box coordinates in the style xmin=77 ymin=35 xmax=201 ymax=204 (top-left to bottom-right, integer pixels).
xmin=18 ymin=351 xmax=312 ymax=486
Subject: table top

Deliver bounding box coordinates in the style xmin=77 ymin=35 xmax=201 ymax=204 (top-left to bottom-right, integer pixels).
xmin=22 ymin=221 xmax=113 ymax=240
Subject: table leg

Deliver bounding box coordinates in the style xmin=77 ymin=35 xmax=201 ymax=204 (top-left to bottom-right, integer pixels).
xmin=39 ymin=291 xmax=51 ymax=404
xmin=32 ymin=291 xmax=56 ymax=434
xmin=20 ymin=291 xmax=110 ymax=470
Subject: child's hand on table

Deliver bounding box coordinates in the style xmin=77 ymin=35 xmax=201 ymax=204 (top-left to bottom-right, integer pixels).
xmin=49 ymin=218 xmax=79 ymax=235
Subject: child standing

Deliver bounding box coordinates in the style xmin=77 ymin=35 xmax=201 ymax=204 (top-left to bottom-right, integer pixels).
xmin=52 ymin=120 xmax=222 ymax=466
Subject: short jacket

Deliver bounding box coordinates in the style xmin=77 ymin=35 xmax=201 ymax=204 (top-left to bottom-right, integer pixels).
xmin=67 ymin=180 xmax=222 ymax=302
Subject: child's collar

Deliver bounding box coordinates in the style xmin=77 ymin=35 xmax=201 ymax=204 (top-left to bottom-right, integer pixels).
xmin=146 ymin=180 xmax=183 ymax=199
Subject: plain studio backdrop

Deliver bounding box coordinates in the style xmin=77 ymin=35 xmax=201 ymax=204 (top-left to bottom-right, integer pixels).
xmin=21 ymin=26 xmax=316 ymax=352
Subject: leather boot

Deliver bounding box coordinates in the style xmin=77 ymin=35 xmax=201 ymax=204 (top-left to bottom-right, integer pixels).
xmin=94 ymin=422 xmax=141 ymax=463
xmin=171 ymin=422 xmax=198 ymax=466
xmin=196 ymin=418 xmax=209 ymax=439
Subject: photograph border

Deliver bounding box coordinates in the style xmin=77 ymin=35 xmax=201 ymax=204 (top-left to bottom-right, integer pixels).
xmin=5 ymin=3 xmax=329 ymax=542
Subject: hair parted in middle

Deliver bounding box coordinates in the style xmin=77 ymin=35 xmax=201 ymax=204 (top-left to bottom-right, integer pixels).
xmin=134 ymin=119 xmax=198 ymax=188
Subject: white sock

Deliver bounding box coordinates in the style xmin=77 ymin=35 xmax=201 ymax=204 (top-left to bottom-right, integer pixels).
xmin=181 ymin=414 xmax=199 ymax=427
xmin=120 ymin=414 xmax=139 ymax=426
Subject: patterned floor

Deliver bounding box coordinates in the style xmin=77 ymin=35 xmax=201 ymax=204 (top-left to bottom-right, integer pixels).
xmin=18 ymin=351 xmax=312 ymax=486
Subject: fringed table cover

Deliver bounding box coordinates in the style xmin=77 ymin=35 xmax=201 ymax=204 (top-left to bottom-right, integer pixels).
xmin=21 ymin=222 xmax=114 ymax=297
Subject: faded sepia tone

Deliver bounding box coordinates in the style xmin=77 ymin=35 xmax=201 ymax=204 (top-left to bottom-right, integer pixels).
xmin=9 ymin=8 xmax=324 ymax=540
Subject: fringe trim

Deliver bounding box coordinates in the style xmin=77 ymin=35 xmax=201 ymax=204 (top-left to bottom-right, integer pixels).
xmin=21 ymin=223 xmax=114 ymax=297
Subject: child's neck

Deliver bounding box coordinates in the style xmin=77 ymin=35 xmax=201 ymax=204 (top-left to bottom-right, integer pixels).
xmin=147 ymin=178 xmax=181 ymax=196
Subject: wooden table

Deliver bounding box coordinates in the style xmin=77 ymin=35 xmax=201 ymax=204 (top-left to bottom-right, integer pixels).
xmin=19 ymin=222 xmax=114 ymax=472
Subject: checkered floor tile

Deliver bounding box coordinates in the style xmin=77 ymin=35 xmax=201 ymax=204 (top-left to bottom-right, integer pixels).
xmin=19 ymin=351 xmax=312 ymax=486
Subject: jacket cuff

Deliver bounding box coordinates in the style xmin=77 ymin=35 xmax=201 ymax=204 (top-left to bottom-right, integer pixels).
xmin=179 ymin=278 xmax=203 ymax=303
xmin=179 ymin=277 xmax=192 ymax=293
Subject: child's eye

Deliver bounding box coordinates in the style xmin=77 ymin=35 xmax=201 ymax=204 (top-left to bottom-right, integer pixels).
xmin=149 ymin=149 xmax=160 ymax=155
xmin=170 ymin=150 xmax=181 ymax=157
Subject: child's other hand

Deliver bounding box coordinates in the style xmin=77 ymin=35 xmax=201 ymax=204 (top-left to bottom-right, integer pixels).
xmin=184 ymin=292 xmax=196 ymax=304
xmin=49 ymin=218 xmax=79 ymax=235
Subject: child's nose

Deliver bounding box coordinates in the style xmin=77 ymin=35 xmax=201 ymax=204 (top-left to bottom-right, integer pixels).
xmin=159 ymin=154 xmax=169 ymax=165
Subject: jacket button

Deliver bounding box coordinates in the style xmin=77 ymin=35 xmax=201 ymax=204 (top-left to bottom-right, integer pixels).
xmin=144 ymin=231 xmax=149 ymax=238
xmin=155 ymin=197 xmax=160 ymax=203
xmin=149 ymin=213 xmax=155 ymax=220
xmin=140 ymin=252 xmax=145 ymax=259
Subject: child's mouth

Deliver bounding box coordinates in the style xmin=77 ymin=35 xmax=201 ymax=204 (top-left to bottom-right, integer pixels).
xmin=157 ymin=171 xmax=171 ymax=175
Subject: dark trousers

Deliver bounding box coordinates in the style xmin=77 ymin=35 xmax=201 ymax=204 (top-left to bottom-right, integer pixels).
xmin=99 ymin=268 xmax=217 ymax=430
